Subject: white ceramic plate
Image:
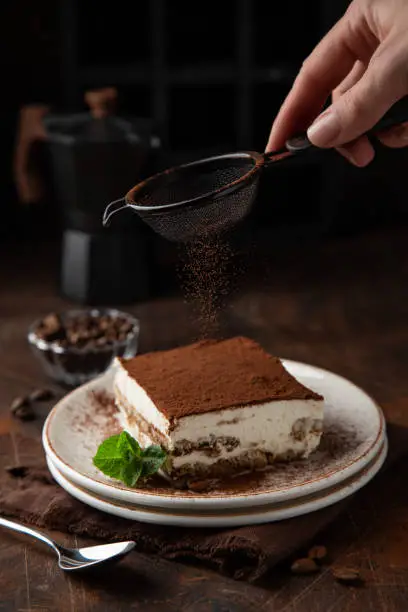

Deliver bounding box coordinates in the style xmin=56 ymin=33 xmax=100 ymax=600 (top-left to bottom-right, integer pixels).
xmin=46 ymin=438 xmax=387 ymax=527
xmin=42 ymin=360 xmax=386 ymax=510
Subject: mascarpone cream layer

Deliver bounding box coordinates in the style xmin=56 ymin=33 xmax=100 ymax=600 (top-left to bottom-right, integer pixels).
xmin=114 ymin=362 xmax=324 ymax=467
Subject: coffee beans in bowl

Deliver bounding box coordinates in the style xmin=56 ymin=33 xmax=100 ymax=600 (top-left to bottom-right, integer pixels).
xmin=28 ymin=309 xmax=140 ymax=387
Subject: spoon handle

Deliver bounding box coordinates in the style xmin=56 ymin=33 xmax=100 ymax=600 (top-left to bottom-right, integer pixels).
xmin=0 ymin=517 xmax=59 ymax=554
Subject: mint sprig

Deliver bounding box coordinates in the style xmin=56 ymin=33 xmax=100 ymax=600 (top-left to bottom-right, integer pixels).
xmin=93 ymin=431 xmax=167 ymax=487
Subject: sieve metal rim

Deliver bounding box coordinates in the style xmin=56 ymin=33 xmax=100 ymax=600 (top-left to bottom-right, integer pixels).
xmin=124 ymin=151 xmax=265 ymax=214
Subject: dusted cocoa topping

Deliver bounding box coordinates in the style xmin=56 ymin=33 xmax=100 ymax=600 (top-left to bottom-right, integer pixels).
xmin=118 ymin=336 xmax=323 ymax=420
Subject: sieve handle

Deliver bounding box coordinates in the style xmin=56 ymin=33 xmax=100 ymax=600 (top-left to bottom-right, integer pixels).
xmin=102 ymin=198 xmax=129 ymax=226
xmin=286 ymin=96 xmax=408 ymax=154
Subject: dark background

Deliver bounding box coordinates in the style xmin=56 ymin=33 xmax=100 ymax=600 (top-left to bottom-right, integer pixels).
xmin=1 ymin=0 xmax=408 ymax=300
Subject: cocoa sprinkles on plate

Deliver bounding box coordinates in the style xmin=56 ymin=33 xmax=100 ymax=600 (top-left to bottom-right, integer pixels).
xmin=85 ymin=388 xmax=365 ymax=497
xmin=71 ymin=389 xmax=120 ymax=438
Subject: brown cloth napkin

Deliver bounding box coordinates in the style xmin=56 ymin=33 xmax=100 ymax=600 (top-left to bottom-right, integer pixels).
xmin=0 ymin=422 xmax=407 ymax=582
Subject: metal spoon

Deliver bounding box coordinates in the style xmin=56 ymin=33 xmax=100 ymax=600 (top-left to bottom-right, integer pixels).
xmin=0 ymin=517 xmax=136 ymax=571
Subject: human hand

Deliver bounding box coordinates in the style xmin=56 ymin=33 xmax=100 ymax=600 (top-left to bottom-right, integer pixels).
xmin=266 ymin=0 xmax=408 ymax=166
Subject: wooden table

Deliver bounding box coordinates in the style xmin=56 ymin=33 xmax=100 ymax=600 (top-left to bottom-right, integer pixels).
xmin=1 ymin=227 xmax=408 ymax=611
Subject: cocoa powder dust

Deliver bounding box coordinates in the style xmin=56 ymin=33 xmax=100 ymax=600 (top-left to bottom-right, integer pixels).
xmin=179 ymin=236 xmax=238 ymax=339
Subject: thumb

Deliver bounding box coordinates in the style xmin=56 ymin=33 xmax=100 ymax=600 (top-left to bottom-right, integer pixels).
xmin=307 ymin=39 xmax=408 ymax=148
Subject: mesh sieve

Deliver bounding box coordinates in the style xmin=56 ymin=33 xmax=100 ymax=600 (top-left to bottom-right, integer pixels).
xmin=103 ymin=151 xmax=281 ymax=242
xmin=102 ymin=96 xmax=408 ymax=243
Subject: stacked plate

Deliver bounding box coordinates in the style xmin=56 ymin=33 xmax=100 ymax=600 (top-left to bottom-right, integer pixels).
xmin=43 ymin=361 xmax=387 ymax=528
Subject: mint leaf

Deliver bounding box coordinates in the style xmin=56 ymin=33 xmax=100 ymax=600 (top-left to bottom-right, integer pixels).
xmin=117 ymin=430 xmax=141 ymax=460
xmin=93 ymin=434 xmax=124 ymax=480
xmin=93 ymin=432 xmax=167 ymax=486
xmin=120 ymin=456 xmax=143 ymax=487
xmin=140 ymin=445 xmax=167 ymax=478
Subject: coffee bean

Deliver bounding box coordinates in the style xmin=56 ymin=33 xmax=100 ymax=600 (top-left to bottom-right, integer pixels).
xmin=291 ymin=558 xmax=319 ymax=575
xmin=42 ymin=313 xmax=61 ymax=332
xmin=29 ymin=388 xmax=54 ymax=402
xmin=13 ymin=405 xmax=35 ymax=421
xmin=119 ymin=321 xmax=133 ymax=334
xmin=36 ymin=313 xmax=135 ymax=347
xmin=38 ymin=313 xmax=65 ymax=342
xmin=68 ymin=331 xmax=80 ymax=344
xmin=10 ymin=396 xmax=29 ymax=413
xmin=308 ymin=545 xmax=328 ymax=563
xmin=331 ymin=566 xmax=362 ymax=585
xmin=99 ymin=317 xmax=110 ymax=330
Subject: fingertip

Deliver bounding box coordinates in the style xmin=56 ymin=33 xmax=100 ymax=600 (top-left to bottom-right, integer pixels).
xmin=264 ymin=133 xmax=274 ymax=154
xmin=265 ymin=122 xmax=287 ymax=153
xmin=264 ymin=138 xmax=280 ymax=154
xmin=376 ymin=123 xmax=408 ymax=149
xmin=337 ymin=136 xmax=375 ymax=167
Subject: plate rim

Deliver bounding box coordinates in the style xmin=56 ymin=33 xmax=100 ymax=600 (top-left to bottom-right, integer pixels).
xmin=47 ymin=438 xmax=387 ymax=517
xmin=46 ymin=437 xmax=388 ymax=528
xmin=43 ymin=359 xmax=386 ymax=509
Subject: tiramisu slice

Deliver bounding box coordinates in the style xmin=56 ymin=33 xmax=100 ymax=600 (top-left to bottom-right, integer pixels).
xmin=113 ymin=337 xmax=324 ymax=481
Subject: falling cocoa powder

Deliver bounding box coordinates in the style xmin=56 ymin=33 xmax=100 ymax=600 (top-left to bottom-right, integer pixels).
xmin=179 ymin=236 xmax=237 ymax=339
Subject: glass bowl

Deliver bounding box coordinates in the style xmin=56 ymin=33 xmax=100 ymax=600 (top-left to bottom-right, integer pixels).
xmin=27 ymin=308 xmax=140 ymax=387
